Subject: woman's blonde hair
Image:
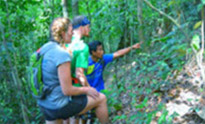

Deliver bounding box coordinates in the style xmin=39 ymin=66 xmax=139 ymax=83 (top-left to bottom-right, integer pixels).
xmin=50 ymin=17 xmax=71 ymax=43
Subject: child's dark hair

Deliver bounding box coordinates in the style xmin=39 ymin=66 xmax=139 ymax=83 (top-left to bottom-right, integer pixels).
xmin=88 ymin=41 xmax=102 ymax=54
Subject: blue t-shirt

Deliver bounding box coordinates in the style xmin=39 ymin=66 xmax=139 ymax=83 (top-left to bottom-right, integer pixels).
xmin=86 ymin=54 xmax=113 ymax=92
xmin=37 ymin=42 xmax=71 ymax=109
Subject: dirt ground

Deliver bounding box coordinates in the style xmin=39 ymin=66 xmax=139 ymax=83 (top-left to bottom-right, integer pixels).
xmin=104 ymin=59 xmax=205 ymax=124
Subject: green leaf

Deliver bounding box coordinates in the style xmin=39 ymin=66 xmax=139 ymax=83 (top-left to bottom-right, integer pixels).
xmin=197 ymin=4 xmax=203 ymax=12
xmin=158 ymin=110 xmax=168 ymax=124
xmin=113 ymin=103 xmax=123 ymax=111
xmin=199 ymin=88 xmax=203 ymax=92
xmin=202 ymin=0 xmax=205 ymax=5
xmin=135 ymin=97 xmax=148 ymax=109
xmin=151 ymin=36 xmax=171 ymax=43
xmin=187 ymin=98 xmax=193 ymax=102
xmin=191 ymin=34 xmax=200 ymax=51
xmin=135 ymin=103 xmax=145 ymax=109
xmin=146 ymin=113 xmax=153 ymax=123
xmin=195 ymin=107 xmax=200 ymax=113
xmin=113 ymin=115 xmax=127 ymax=121
xmin=193 ymin=21 xmax=202 ymax=29
xmin=146 ymin=88 xmax=152 ymax=94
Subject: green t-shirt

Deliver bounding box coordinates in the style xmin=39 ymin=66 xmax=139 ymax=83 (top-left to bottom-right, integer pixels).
xmin=65 ymin=36 xmax=89 ymax=78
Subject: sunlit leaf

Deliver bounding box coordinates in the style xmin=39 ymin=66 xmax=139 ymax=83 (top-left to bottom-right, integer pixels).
xmin=158 ymin=110 xmax=168 ymax=124
xmin=136 ymin=97 xmax=148 ymax=109
xmin=202 ymin=0 xmax=205 ymax=5
xmin=197 ymin=4 xmax=204 ymax=12
xmin=145 ymin=112 xmax=154 ymax=123
xmin=191 ymin=34 xmax=200 ymax=51
xmin=193 ymin=21 xmax=202 ymax=29
xmin=151 ymin=36 xmax=171 ymax=43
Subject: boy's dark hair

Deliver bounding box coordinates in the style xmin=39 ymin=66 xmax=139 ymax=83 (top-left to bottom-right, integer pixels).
xmin=88 ymin=41 xmax=102 ymax=55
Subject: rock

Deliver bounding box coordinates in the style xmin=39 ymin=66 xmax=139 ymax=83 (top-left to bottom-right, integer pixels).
xmin=196 ymin=106 xmax=205 ymax=120
xmin=179 ymin=91 xmax=200 ymax=105
xmin=150 ymin=120 xmax=158 ymax=124
xmin=196 ymin=97 xmax=205 ymax=120
xmin=166 ymin=102 xmax=191 ymax=117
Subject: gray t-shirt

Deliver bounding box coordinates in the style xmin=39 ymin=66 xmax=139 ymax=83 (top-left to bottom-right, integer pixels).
xmin=37 ymin=42 xmax=71 ymax=109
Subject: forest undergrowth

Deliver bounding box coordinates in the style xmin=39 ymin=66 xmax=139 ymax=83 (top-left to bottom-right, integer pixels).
xmin=103 ymin=52 xmax=205 ymax=124
xmin=1 ymin=0 xmax=205 ymax=123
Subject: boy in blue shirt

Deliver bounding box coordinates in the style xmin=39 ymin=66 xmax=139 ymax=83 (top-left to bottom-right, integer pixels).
xmin=86 ymin=41 xmax=140 ymax=92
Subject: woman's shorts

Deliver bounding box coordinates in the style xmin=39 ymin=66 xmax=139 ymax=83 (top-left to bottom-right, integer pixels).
xmin=39 ymin=94 xmax=88 ymax=121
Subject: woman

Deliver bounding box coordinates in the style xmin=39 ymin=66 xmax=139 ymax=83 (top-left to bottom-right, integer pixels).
xmin=37 ymin=17 xmax=109 ymax=124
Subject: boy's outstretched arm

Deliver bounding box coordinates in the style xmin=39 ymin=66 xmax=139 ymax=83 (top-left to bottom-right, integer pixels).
xmin=113 ymin=43 xmax=140 ymax=59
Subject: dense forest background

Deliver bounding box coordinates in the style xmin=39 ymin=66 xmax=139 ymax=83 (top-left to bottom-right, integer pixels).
xmin=0 ymin=0 xmax=205 ymax=123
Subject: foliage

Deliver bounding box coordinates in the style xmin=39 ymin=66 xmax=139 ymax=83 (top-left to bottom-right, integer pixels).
xmin=0 ymin=0 xmax=63 ymax=123
xmin=99 ymin=0 xmax=202 ymax=122
xmin=105 ymin=32 xmax=190 ymax=122
xmin=0 ymin=0 xmax=203 ymax=123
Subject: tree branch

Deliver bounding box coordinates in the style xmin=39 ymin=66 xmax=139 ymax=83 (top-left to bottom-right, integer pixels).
xmin=201 ymin=5 xmax=205 ymax=93
xmin=62 ymin=0 xmax=69 ymax=18
xmin=72 ymin=0 xmax=79 ymax=16
xmin=86 ymin=1 xmax=91 ymax=23
xmin=201 ymin=5 xmax=204 ymax=55
xmin=143 ymin=0 xmax=180 ymax=28
xmin=143 ymin=0 xmax=189 ymax=40
xmin=138 ymin=0 xmax=144 ymax=43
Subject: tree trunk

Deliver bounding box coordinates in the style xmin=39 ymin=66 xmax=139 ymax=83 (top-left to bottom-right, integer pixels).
xmin=1 ymin=1 xmax=30 ymax=123
xmin=196 ymin=4 xmax=205 ymax=120
xmin=62 ymin=0 xmax=69 ymax=18
xmin=137 ymin=0 xmax=144 ymax=43
xmin=85 ymin=1 xmax=91 ymax=23
xmin=201 ymin=4 xmax=205 ymax=103
xmin=163 ymin=8 xmax=172 ymax=35
xmin=49 ymin=0 xmax=55 ymax=20
xmin=72 ymin=0 xmax=79 ymax=17
xmin=118 ymin=0 xmax=129 ymax=49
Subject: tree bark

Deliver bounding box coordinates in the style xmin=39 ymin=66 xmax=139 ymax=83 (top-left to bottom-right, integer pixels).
xmin=137 ymin=0 xmax=144 ymax=43
xmin=196 ymin=5 xmax=205 ymax=121
xmin=201 ymin=5 xmax=204 ymax=55
xmin=62 ymin=0 xmax=69 ymax=18
xmin=86 ymin=1 xmax=91 ymax=23
xmin=49 ymin=0 xmax=55 ymax=19
xmin=201 ymin=4 xmax=205 ymax=96
xmin=1 ymin=1 xmax=30 ymax=123
xmin=163 ymin=7 xmax=172 ymax=35
xmin=118 ymin=0 xmax=129 ymax=49
xmin=72 ymin=0 xmax=79 ymax=17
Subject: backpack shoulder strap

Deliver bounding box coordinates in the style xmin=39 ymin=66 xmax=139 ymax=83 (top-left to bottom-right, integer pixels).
xmin=38 ymin=42 xmax=58 ymax=98
xmin=99 ymin=58 xmax=106 ymax=70
xmin=40 ymin=42 xmax=56 ymax=56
